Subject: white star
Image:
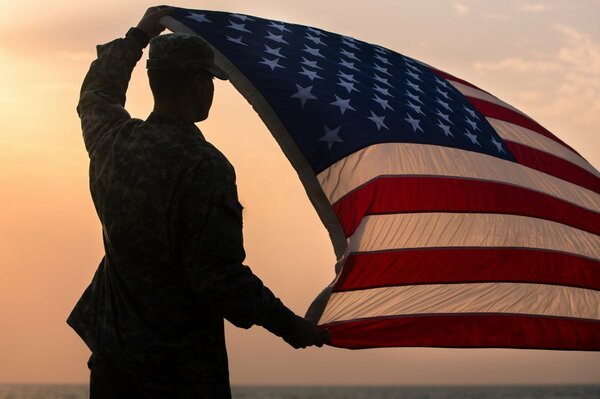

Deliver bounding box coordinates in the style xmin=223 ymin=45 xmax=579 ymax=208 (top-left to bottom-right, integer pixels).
xmin=291 ymin=84 xmax=317 ymax=108
xmin=298 ymin=67 xmax=323 ymax=81
xmin=303 ymin=45 xmax=325 ymax=58
xmin=186 ymin=13 xmax=211 ymax=23
xmin=264 ymin=45 xmax=286 ymax=58
xmin=405 ymin=114 xmax=423 ymax=133
xmin=373 ymin=95 xmax=393 ymax=111
xmin=231 ymin=13 xmax=254 ymax=21
xmin=227 ymin=21 xmax=251 ymax=32
xmin=406 ymin=81 xmax=424 ymax=93
xmin=305 ymin=34 xmax=325 ymax=45
xmin=319 ymin=125 xmax=343 ymax=149
xmin=465 ymin=131 xmax=480 ymax=145
xmin=341 ymin=49 xmax=360 ymax=62
xmin=341 ymin=39 xmax=360 ymax=50
xmin=405 ymin=90 xmax=423 ymax=104
xmin=368 ymin=111 xmax=388 ymax=131
xmin=434 ymin=76 xmax=449 ymax=87
xmin=374 ymin=64 xmax=392 ymax=76
xmin=374 ymin=46 xmax=389 ymax=54
xmin=307 ymin=27 xmax=325 ymax=36
xmin=491 ymin=137 xmax=506 ymax=153
xmin=260 ymin=57 xmax=284 ymax=71
xmin=404 ymin=57 xmax=418 ymax=65
xmin=330 ymin=95 xmax=356 ymax=115
xmin=300 ymin=57 xmax=323 ymax=69
xmin=407 ymin=101 xmax=425 ymax=115
xmin=437 ymin=121 xmax=453 ymax=137
xmin=405 ymin=63 xmax=420 ymax=73
xmin=465 ymin=117 xmax=479 ymax=131
xmin=374 ymin=54 xmax=391 ymax=65
xmin=406 ymin=70 xmax=421 ymax=81
xmin=436 ymin=110 xmax=452 ymax=124
xmin=338 ymin=72 xmax=358 ymax=82
xmin=464 ymin=105 xmax=480 ymax=119
xmin=436 ymin=87 xmax=450 ymax=99
xmin=339 ymin=59 xmax=358 ymax=71
xmin=373 ymin=85 xmax=392 ymax=97
xmin=226 ymin=36 xmax=247 ymax=46
xmin=337 ymin=79 xmax=359 ymax=94
xmin=265 ymin=31 xmax=289 ymax=44
xmin=268 ymin=21 xmax=291 ymax=32
xmin=436 ymin=98 xmax=452 ymax=111
xmin=374 ymin=74 xmax=392 ymax=86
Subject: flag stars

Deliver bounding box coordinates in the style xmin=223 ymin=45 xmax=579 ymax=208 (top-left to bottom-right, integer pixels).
xmin=434 ymin=76 xmax=449 ymax=87
xmin=491 ymin=137 xmax=506 ymax=153
xmin=319 ymin=125 xmax=343 ymax=149
xmin=303 ymin=45 xmax=326 ymax=58
xmin=465 ymin=131 xmax=480 ymax=145
xmin=436 ymin=98 xmax=452 ymax=111
xmin=405 ymin=91 xmax=423 ymax=104
xmin=406 ymin=101 xmax=425 ymax=115
xmin=464 ymin=105 xmax=480 ymax=120
xmin=339 ymin=59 xmax=359 ymax=71
xmin=374 ymin=64 xmax=392 ymax=76
xmin=406 ymin=81 xmax=424 ymax=93
xmin=330 ymin=95 xmax=356 ymax=115
xmin=341 ymin=49 xmax=360 ymax=62
xmin=260 ymin=57 xmax=285 ymax=71
xmin=465 ymin=118 xmax=479 ymax=131
xmin=227 ymin=20 xmax=252 ymax=32
xmin=298 ymin=67 xmax=323 ymax=81
xmin=341 ymin=40 xmax=360 ymax=50
xmin=305 ymin=34 xmax=325 ymax=45
xmin=231 ymin=13 xmax=254 ymax=21
xmin=307 ymin=27 xmax=325 ymax=36
xmin=268 ymin=21 xmax=291 ymax=32
xmin=436 ymin=87 xmax=450 ymax=99
xmin=406 ymin=70 xmax=422 ymax=81
xmin=373 ymin=85 xmax=392 ymax=97
xmin=264 ymin=45 xmax=286 ymax=58
xmin=368 ymin=111 xmax=389 ymax=131
xmin=373 ymin=95 xmax=393 ymax=111
xmin=290 ymin=84 xmax=317 ymax=108
xmin=338 ymin=72 xmax=358 ymax=83
xmin=436 ymin=110 xmax=452 ymax=124
xmin=186 ymin=13 xmax=211 ymax=23
xmin=374 ymin=74 xmax=392 ymax=87
xmin=265 ymin=31 xmax=289 ymax=44
xmin=437 ymin=121 xmax=453 ymax=137
xmin=226 ymin=36 xmax=247 ymax=46
xmin=405 ymin=114 xmax=423 ymax=133
xmin=337 ymin=79 xmax=360 ymax=94
xmin=374 ymin=54 xmax=391 ymax=65
xmin=300 ymin=57 xmax=323 ymax=69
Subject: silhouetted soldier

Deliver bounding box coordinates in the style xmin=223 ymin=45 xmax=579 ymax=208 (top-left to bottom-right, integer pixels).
xmin=68 ymin=7 xmax=323 ymax=398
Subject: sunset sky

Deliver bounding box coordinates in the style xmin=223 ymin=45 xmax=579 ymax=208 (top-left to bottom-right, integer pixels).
xmin=1 ymin=0 xmax=599 ymax=385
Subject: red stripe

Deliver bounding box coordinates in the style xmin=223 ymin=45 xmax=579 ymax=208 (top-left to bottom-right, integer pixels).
xmin=333 ymin=177 xmax=600 ymax=238
xmin=320 ymin=314 xmax=600 ymax=350
xmin=506 ymin=141 xmax=600 ymax=194
xmin=333 ymin=248 xmax=600 ymax=292
xmin=467 ymin=97 xmax=579 ymax=154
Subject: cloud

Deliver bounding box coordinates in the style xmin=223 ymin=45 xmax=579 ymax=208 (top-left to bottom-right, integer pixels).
xmin=473 ymin=57 xmax=563 ymax=74
xmin=453 ymin=3 xmax=470 ymax=16
xmin=519 ymin=3 xmax=548 ymax=12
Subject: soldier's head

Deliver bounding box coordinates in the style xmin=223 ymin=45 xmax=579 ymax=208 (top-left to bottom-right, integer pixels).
xmin=146 ymin=33 xmax=228 ymax=122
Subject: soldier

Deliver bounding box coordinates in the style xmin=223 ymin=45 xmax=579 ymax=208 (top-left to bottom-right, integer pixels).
xmin=68 ymin=6 xmax=324 ymax=398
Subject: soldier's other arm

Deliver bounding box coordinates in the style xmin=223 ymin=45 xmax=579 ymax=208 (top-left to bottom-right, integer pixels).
xmin=176 ymin=157 xmax=323 ymax=349
xmin=76 ymin=7 xmax=172 ymax=156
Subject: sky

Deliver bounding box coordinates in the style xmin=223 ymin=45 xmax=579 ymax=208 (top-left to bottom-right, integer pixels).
xmin=0 ymin=0 xmax=599 ymax=386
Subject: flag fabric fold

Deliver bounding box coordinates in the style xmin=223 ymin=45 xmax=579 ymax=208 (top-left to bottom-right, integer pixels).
xmin=161 ymin=7 xmax=600 ymax=350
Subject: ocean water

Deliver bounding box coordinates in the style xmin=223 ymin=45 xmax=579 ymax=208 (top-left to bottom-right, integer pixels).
xmin=0 ymin=384 xmax=599 ymax=399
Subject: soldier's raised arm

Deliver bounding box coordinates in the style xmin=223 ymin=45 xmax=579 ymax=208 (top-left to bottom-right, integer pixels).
xmin=76 ymin=6 xmax=173 ymax=156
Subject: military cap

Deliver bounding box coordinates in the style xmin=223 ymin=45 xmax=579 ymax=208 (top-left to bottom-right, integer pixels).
xmin=146 ymin=33 xmax=228 ymax=80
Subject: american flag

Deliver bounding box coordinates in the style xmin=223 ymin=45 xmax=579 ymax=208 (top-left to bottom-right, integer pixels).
xmin=162 ymin=8 xmax=600 ymax=350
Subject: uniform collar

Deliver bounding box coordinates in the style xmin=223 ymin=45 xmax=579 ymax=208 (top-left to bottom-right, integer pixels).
xmin=146 ymin=112 xmax=205 ymax=140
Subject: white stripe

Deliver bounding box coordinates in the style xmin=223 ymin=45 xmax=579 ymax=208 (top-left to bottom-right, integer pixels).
xmin=348 ymin=212 xmax=600 ymax=260
xmin=316 ymin=143 xmax=600 ymax=212
xmin=488 ymin=118 xmax=600 ymax=179
xmin=449 ymin=81 xmax=529 ymax=118
xmin=319 ymin=283 xmax=600 ymax=324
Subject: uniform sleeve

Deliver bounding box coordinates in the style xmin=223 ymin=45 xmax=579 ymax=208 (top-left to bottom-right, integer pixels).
xmin=174 ymin=157 xmax=297 ymax=338
xmin=76 ymin=28 xmax=148 ymax=156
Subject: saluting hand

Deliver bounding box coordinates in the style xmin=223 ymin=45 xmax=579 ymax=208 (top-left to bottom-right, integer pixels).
xmin=136 ymin=6 xmax=175 ymax=40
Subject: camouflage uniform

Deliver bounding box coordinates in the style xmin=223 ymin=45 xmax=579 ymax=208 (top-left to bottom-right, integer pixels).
xmin=68 ymin=27 xmax=297 ymax=398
